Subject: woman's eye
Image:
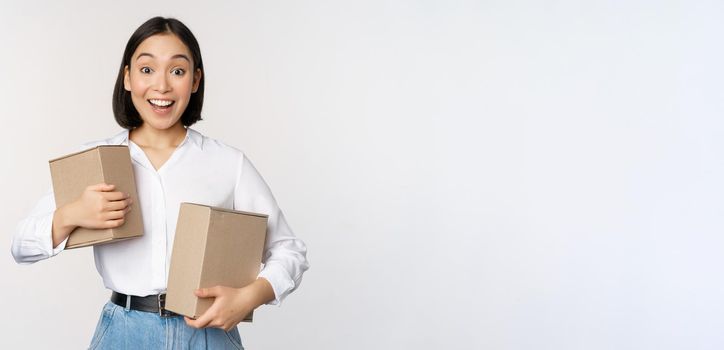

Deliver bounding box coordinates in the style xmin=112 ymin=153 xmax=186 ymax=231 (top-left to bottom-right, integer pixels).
xmin=140 ymin=67 xmax=152 ymax=74
xmin=172 ymin=68 xmax=185 ymax=76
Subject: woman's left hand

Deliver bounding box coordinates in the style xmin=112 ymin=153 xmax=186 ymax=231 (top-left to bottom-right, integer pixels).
xmin=184 ymin=278 xmax=274 ymax=332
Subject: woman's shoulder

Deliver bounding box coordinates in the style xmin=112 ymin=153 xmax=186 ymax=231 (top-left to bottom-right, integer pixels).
xmin=74 ymin=130 xmax=130 ymax=151
xmin=188 ymin=128 xmax=246 ymax=160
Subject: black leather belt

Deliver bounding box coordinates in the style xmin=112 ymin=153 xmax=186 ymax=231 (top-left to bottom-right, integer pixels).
xmin=111 ymin=291 xmax=180 ymax=317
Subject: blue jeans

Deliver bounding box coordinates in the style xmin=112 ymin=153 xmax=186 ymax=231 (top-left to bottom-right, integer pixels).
xmin=88 ymin=301 xmax=244 ymax=349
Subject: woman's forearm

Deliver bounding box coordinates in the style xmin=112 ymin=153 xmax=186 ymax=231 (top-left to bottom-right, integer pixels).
xmin=51 ymin=204 xmax=77 ymax=248
xmin=248 ymin=277 xmax=275 ymax=308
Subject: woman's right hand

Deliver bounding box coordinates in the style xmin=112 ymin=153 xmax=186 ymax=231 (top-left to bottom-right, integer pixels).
xmin=51 ymin=183 xmax=132 ymax=248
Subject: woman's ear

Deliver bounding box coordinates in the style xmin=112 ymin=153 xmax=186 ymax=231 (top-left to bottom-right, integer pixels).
xmin=192 ymin=68 xmax=202 ymax=93
xmin=123 ymin=65 xmax=131 ymax=92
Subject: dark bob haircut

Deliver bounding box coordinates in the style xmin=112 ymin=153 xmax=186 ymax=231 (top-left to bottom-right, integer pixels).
xmin=112 ymin=17 xmax=204 ymax=129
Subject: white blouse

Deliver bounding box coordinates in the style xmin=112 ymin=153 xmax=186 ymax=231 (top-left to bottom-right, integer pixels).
xmin=11 ymin=128 xmax=309 ymax=305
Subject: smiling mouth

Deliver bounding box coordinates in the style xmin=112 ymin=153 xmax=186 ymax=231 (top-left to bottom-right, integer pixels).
xmin=148 ymin=99 xmax=175 ymax=109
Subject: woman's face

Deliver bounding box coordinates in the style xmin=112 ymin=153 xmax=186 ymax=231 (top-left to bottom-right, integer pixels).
xmin=124 ymin=33 xmax=202 ymax=131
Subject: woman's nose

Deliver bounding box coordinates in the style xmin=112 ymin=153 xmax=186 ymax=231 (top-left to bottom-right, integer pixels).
xmin=153 ymin=73 xmax=171 ymax=93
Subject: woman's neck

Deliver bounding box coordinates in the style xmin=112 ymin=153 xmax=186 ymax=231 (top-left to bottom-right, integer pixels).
xmin=129 ymin=123 xmax=187 ymax=149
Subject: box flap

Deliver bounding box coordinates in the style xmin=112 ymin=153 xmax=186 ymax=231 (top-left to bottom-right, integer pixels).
xmin=49 ymin=145 xmax=128 ymax=163
xmin=180 ymin=202 xmax=268 ymax=218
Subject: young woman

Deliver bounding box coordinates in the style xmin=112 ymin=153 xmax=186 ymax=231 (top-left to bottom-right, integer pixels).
xmin=11 ymin=17 xmax=309 ymax=349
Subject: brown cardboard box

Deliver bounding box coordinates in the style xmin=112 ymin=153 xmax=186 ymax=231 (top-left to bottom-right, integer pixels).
xmin=49 ymin=145 xmax=143 ymax=249
xmin=165 ymin=202 xmax=268 ymax=321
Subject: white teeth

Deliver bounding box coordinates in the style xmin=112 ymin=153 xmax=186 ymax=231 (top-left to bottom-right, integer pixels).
xmin=149 ymin=99 xmax=173 ymax=107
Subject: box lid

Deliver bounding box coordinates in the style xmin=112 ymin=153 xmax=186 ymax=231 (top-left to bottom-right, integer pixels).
xmin=180 ymin=202 xmax=269 ymax=218
xmin=49 ymin=145 xmax=129 ymax=163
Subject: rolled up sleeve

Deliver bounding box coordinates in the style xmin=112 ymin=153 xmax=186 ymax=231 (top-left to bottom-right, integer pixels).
xmin=11 ymin=188 xmax=68 ymax=264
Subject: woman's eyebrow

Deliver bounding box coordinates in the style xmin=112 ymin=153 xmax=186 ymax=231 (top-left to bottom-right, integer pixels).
xmin=136 ymin=53 xmax=191 ymax=62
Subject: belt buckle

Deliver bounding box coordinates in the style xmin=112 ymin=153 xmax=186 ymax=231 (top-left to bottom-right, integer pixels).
xmin=158 ymin=293 xmax=172 ymax=318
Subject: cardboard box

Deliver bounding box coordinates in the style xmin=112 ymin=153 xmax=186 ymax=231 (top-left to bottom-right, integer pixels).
xmin=165 ymin=203 xmax=268 ymax=321
xmin=49 ymin=145 xmax=143 ymax=249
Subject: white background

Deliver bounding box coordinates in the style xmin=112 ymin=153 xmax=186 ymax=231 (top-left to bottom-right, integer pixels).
xmin=1 ymin=0 xmax=723 ymax=349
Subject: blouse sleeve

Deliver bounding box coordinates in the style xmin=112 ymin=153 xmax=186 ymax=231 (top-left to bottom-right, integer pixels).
xmin=11 ymin=187 xmax=68 ymax=264
xmin=233 ymin=154 xmax=310 ymax=305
